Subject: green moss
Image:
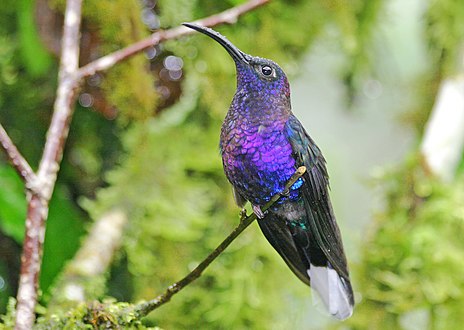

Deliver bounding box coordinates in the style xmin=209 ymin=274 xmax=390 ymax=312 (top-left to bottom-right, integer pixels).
xmin=36 ymin=300 xmax=160 ymax=329
xmin=103 ymin=56 xmax=157 ymax=124
xmin=0 ymin=298 xmax=16 ymax=329
xmin=46 ymin=274 xmax=107 ymax=316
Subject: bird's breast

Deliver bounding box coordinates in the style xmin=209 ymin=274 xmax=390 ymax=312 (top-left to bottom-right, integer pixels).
xmin=221 ymin=119 xmax=301 ymax=205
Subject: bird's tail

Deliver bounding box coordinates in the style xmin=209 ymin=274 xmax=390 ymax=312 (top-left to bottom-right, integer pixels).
xmin=307 ymin=262 xmax=354 ymax=320
xmin=257 ymin=211 xmax=354 ymax=320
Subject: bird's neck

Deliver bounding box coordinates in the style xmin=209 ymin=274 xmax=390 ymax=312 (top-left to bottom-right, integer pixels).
xmin=230 ymin=87 xmax=292 ymax=125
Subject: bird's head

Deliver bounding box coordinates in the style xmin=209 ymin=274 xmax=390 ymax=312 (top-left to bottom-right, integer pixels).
xmin=183 ymin=23 xmax=290 ymax=100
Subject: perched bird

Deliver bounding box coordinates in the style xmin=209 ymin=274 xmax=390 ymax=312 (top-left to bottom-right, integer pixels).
xmin=183 ymin=23 xmax=354 ymax=320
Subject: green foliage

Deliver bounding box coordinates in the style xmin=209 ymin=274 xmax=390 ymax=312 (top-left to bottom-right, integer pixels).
xmin=0 ymin=36 xmax=17 ymax=87
xmin=0 ymin=166 xmax=27 ymax=242
xmin=17 ymin=0 xmax=53 ymax=76
xmin=104 ymin=56 xmax=157 ymax=124
xmin=400 ymin=71 xmax=441 ymax=135
xmin=341 ymin=157 xmax=464 ymax=329
xmin=0 ymin=164 xmax=86 ymax=296
xmin=426 ymin=0 xmax=464 ymax=75
xmin=157 ymin=0 xmax=196 ymax=26
xmin=331 ymin=0 xmax=385 ymax=104
xmin=40 ymin=188 xmax=87 ymax=292
xmin=0 ymin=2 xmax=55 ymax=165
xmin=0 ymin=298 xmax=16 ymax=329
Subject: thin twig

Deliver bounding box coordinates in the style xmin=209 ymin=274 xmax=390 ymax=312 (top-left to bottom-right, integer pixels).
xmin=76 ymin=0 xmax=270 ymax=79
xmin=14 ymin=1 xmax=83 ymax=329
xmin=134 ymin=166 xmax=306 ymax=318
xmin=0 ymin=123 xmax=36 ymax=183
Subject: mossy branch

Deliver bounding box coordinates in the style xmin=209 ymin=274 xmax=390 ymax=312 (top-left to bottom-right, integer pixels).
xmin=133 ymin=166 xmax=306 ymax=318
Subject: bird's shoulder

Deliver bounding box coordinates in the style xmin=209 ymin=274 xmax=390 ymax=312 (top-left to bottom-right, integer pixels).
xmin=284 ymin=115 xmax=329 ymax=194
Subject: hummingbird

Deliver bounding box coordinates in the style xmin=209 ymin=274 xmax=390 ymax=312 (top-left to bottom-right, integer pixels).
xmin=183 ymin=23 xmax=354 ymax=320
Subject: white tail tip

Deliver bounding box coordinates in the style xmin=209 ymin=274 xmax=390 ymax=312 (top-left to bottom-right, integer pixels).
xmin=308 ymin=264 xmax=353 ymax=320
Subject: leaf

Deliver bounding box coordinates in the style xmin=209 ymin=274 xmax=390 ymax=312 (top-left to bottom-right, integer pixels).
xmin=0 ymin=164 xmax=27 ymax=243
xmin=17 ymin=0 xmax=53 ymax=76
xmin=0 ymin=164 xmax=86 ymax=293
xmin=40 ymin=185 xmax=86 ymax=293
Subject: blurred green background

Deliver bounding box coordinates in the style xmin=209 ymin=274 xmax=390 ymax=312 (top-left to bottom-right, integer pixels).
xmin=1 ymin=0 xmax=464 ymax=329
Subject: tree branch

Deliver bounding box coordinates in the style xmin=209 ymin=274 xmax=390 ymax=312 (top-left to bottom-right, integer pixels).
xmin=10 ymin=1 xmax=270 ymax=328
xmin=14 ymin=0 xmax=83 ymax=329
xmin=0 ymin=123 xmax=36 ymax=183
xmin=76 ymin=0 xmax=270 ymax=79
xmin=134 ymin=166 xmax=307 ymax=318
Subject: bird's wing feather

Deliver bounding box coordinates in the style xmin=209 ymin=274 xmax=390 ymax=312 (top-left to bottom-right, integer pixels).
xmin=257 ymin=215 xmax=311 ymax=285
xmin=284 ymin=115 xmax=350 ymax=281
xmin=232 ymin=186 xmax=247 ymax=208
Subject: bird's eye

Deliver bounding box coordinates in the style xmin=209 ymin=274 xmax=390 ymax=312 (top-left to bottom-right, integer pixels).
xmin=261 ymin=65 xmax=273 ymax=76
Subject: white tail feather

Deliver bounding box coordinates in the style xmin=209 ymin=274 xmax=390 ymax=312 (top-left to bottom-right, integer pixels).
xmin=308 ymin=264 xmax=353 ymax=320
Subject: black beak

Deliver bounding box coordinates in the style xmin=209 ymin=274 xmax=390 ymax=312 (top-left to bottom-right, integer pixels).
xmin=183 ymin=23 xmax=249 ymax=64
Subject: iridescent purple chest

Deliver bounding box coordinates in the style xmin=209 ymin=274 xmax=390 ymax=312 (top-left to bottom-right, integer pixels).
xmin=220 ymin=115 xmax=299 ymax=206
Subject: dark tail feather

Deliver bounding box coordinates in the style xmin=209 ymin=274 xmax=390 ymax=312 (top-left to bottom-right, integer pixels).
xmin=257 ymin=212 xmax=310 ymax=286
xmin=258 ymin=210 xmax=354 ymax=320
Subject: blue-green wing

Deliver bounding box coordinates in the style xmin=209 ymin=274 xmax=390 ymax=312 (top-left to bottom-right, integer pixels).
xmin=284 ymin=115 xmax=350 ymax=282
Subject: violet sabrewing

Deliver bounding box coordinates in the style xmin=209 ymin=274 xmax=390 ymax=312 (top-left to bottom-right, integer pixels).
xmin=183 ymin=23 xmax=354 ymax=320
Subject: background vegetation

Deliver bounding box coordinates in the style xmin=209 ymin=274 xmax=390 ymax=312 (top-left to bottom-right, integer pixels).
xmin=1 ymin=0 xmax=463 ymax=329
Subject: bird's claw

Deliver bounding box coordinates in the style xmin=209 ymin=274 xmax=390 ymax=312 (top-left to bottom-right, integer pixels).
xmin=280 ymin=188 xmax=290 ymax=197
xmin=252 ymin=205 xmax=265 ymax=219
xmin=239 ymin=208 xmax=248 ymax=221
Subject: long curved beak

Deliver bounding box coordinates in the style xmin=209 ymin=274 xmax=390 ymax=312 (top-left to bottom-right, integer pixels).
xmin=183 ymin=23 xmax=249 ymax=64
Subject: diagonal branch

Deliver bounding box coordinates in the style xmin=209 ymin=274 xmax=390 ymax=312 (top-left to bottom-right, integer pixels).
xmin=0 ymin=123 xmax=36 ymax=183
xmin=76 ymin=0 xmax=270 ymax=79
xmin=134 ymin=166 xmax=306 ymax=318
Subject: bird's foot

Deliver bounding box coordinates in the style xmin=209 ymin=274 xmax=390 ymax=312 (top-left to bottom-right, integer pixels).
xmin=239 ymin=208 xmax=248 ymax=221
xmin=252 ymin=204 xmax=265 ymax=219
xmin=280 ymin=188 xmax=290 ymax=197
